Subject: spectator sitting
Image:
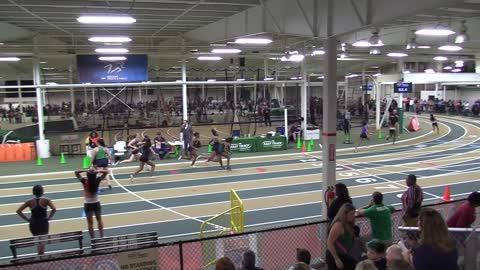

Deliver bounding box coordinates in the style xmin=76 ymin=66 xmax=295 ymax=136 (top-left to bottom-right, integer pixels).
xmin=288 ymin=248 xmax=315 ymax=270
xmin=291 ymin=262 xmax=310 ymax=270
xmin=327 ymin=183 xmax=353 ymax=221
xmin=355 ymin=260 xmax=378 ymax=270
xmin=153 ymin=131 xmax=170 ymax=159
xmin=447 ymin=191 xmax=480 ymax=228
xmin=363 ymin=239 xmax=387 ymax=270
xmin=409 ymin=208 xmax=459 ymax=270
xmin=290 ymin=122 xmax=302 ymax=142
xmin=241 ymin=250 xmax=264 ymax=270
xmin=216 ymin=257 xmax=236 ymax=270
xmin=388 ymin=260 xmax=413 ymax=270
xmin=357 ymin=192 xmax=395 ymax=244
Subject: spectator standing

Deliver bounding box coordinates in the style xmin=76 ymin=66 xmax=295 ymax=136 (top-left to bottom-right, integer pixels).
xmin=16 ymin=185 xmax=57 ymax=255
xmin=410 ymin=208 xmax=459 ymax=270
xmin=75 ymin=169 xmax=108 ymax=239
xmin=326 ymin=203 xmax=357 ymax=270
xmin=216 ymin=257 xmax=236 ymax=270
xmin=241 ymin=250 xmax=264 ymax=270
xmin=447 ymin=191 xmax=480 ymax=228
xmin=354 ymin=260 xmax=377 ymax=270
xmin=357 ymin=192 xmax=395 ymax=244
xmin=181 ymin=120 xmax=193 ymax=157
xmin=263 ymin=104 xmax=272 ymax=127
xmin=328 ymin=183 xmax=353 ymax=221
xmin=288 ymin=248 xmax=315 ymax=270
xmin=400 ymin=174 xmax=423 ymax=226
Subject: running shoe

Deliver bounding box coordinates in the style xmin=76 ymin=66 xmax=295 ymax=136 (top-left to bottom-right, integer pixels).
xmin=191 ymin=165 xmax=197 ymax=168
xmin=108 ymin=185 xmax=112 ymax=190
xmin=112 ymin=160 xmax=120 ymax=166
xmin=197 ymin=154 xmax=203 ymax=160
xmin=129 ymin=174 xmax=134 ymax=183
xmin=226 ymin=167 xmax=232 ymax=171
xmin=178 ymin=155 xmax=182 ymax=160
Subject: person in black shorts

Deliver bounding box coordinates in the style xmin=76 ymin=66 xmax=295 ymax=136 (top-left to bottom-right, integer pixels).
xmin=206 ymin=128 xmax=220 ymax=164
xmin=190 ymin=132 xmax=202 ymax=168
xmin=430 ymin=114 xmax=440 ymax=134
xmin=75 ymin=168 xmax=108 ymax=239
xmin=130 ymin=137 xmax=157 ymax=182
xmin=386 ymin=119 xmax=397 ymax=144
xmin=219 ymin=137 xmax=233 ymax=170
xmin=16 ymin=185 xmax=57 ymax=255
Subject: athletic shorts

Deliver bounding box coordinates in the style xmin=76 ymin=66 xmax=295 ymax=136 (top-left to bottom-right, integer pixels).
xmin=93 ymin=158 xmax=109 ymax=168
xmin=360 ymin=133 xmax=368 ymax=139
xmin=139 ymin=155 xmax=149 ymax=162
xmin=131 ymin=148 xmax=140 ymax=155
xmin=432 ymin=123 xmax=438 ymax=127
xmin=29 ymin=219 xmax=49 ymax=236
xmin=84 ymin=202 xmax=101 ymax=213
xmin=216 ymin=144 xmax=224 ymax=154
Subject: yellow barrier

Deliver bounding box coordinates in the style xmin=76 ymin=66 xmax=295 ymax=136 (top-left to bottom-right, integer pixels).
xmin=199 ymin=189 xmax=244 ymax=269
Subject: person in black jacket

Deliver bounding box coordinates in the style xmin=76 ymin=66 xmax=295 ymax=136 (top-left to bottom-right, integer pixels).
xmin=327 ymin=183 xmax=353 ymax=221
xmin=240 ymin=250 xmax=264 ymax=270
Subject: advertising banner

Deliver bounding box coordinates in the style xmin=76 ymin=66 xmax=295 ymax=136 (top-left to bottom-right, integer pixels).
xmin=256 ymin=136 xmax=287 ymax=152
xmin=231 ymin=138 xmax=256 ymax=153
xmin=77 ymin=55 xmax=148 ymax=83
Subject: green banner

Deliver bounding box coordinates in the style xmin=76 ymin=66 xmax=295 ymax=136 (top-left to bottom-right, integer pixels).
xmin=231 ymin=137 xmax=257 ymax=153
xmin=256 ymin=136 xmax=287 ymax=152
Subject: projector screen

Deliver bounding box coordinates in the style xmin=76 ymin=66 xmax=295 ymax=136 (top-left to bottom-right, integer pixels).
xmin=76 ymin=54 xmax=148 ymax=83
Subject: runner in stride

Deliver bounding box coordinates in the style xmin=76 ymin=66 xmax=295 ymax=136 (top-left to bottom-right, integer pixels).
xmin=130 ymin=137 xmax=157 ymax=182
xmin=219 ymin=137 xmax=233 ymax=170
xmin=205 ymin=128 xmax=220 ymax=164
xmin=354 ymin=122 xmax=370 ymax=152
xmin=430 ymin=114 xmax=440 ymax=134
xmin=190 ymin=132 xmax=202 ymax=168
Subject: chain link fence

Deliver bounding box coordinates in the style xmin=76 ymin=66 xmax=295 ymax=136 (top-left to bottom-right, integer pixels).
xmin=1 ymin=199 xmax=476 ymax=270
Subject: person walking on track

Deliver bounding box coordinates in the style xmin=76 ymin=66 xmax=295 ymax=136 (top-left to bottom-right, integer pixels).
xmin=16 ymin=185 xmax=57 ymax=255
xmin=181 ymin=120 xmax=193 ymax=158
xmin=90 ymin=138 xmax=112 ymax=190
xmin=130 ymin=137 xmax=157 ymax=182
xmin=75 ymin=168 xmax=108 ymax=239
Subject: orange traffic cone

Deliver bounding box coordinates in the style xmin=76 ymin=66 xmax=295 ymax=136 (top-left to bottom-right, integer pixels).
xmin=442 ymin=185 xmax=451 ymax=201
xmin=301 ymin=142 xmax=307 ymax=153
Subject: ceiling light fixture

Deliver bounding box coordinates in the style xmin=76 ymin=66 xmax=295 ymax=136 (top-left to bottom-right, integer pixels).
xmin=211 ymin=48 xmax=241 ymax=54
xmin=281 ymin=51 xmax=305 ymax=62
xmin=406 ymin=30 xmax=418 ymax=50
xmin=451 ymin=68 xmax=462 ymax=72
xmin=234 ymin=38 xmax=272 ymax=44
xmin=353 ymin=40 xmax=372 ymax=47
xmin=368 ymin=30 xmax=383 ymax=46
xmin=39 ymin=61 xmax=48 ymax=64
xmin=264 ymin=77 xmax=274 ymax=81
xmin=387 ymin=52 xmax=408 ymax=58
xmin=415 ymin=26 xmax=455 ymax=36
xmin=443 ymin=66 xmax=453 ymax=70
xmin=424 ymin=69 xmax=435 ymax=73
xmin=454 ymin=60 xmax=464 ymax=67
xmin=417 ymin=46 xmax=431 ymax=49
xmin=345 ymin=74 xmax=359 ymax=79
xmin=207 ymin=79 xmax=216 ymax=82
xmin=77 ymin=15 xmax=136 ymax=24
xmin=318 ymin=76 xmax=324 ymax=79
xmin=455 ymin=20 xmax=470 ymax=44
xmin=98 ymin=56 xmax=127 ymax=61
xmin=373 ymin=73 xmax=382 ymax=77
xmin=438 ymin=45 xmax=463 ymax=51
xmin=95 ymin=48 xmax=129 ymax=54
xmin=89 ymin=36 xmax=132 ymax=43
xmin=236 ymin=78 xmax=246 ymax=81
xmin=433 ymin=56 xmax=448 ymax=61
xmin=369 ymin=48 xmax=381 ymax=55
xmin=311 ymin=50 xmax=325 ymax=56
xmin=197 ymin=56 xmax=222 ymax=61
xmin=0 ymin=57 xmax=21 ymax=62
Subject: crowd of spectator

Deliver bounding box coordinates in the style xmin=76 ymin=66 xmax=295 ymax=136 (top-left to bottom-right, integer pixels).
xmin=211 ymin=173 xmax=479 ymax=270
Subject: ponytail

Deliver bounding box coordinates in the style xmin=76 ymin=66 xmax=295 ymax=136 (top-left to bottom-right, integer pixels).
xmin=86 ymin=172 xmax=100 ymax=194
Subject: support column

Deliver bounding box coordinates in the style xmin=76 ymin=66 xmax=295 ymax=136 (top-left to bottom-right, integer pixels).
xmin=182 ymin=60 xmax=188 ymax=121
xmin=33 ymin=38 xmax=48 ymax=158
xmin=434 ymin=83 xmax=439 ymax=99
xmin=69 ymin=66 xmax=75 ymax=115
xmin=138 ymin=88 xmax=142 ymax=102
xmin=345 ymin=78 xmax=349 ymax=112
xmin=322 ymin=21 xmax=337 ymax=219
xmin=443 ymin=85 xmax=446 ymax=100
xmin=16 ymin=76 xmax=23 ymax=114
xmin=375 ymin=83 xmax=381 ymax=130
xmin=280 ymin=83 xmax=285 ymax=106
xmin=301 ymin=62 xmax=308 ymax=136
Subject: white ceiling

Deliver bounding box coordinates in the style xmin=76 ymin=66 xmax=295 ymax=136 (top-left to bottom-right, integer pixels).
xmin=1 ymin=0 xmax=480 ymax=82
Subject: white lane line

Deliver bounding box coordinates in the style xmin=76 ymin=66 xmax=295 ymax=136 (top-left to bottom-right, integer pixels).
xmin=0 ymin=117 xmax=456 ymax=181
xmin=110 ymin=170 xmax=227 ymax=229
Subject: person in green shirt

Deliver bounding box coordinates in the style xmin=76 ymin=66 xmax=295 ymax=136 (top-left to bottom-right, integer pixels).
xmin=357 ymin=192 xmax=395 ymax=243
